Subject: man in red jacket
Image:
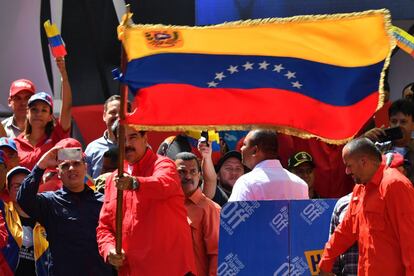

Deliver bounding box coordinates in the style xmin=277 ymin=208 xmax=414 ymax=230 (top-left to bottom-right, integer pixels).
xmin=96 ymin=126 xmax=196 ymax=276
xmin=319 ymin=138 xmax=414 ymax=275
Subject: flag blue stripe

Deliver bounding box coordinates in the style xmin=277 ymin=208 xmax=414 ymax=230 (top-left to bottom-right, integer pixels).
xmin=125 ymin=53 xmax=383 ymax=106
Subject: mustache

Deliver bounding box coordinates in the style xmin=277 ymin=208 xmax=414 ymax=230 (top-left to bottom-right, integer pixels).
xmin=181 ymin=179 xmax=195 ymax=185
xmin=125 ymin=146 xmax=136 ymax=153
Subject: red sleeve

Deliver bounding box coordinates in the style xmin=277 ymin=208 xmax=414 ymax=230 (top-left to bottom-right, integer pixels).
xmin=0 ymin=209 xmax=7 ymax=248
xmin=319 ymin=194 xmax=358 ymax=272
xmin=96 ymin=173 xmax=116 ymax=262
xmin=385 ymin=178 xmax=414 ymax=274
xmin=51 ymin=120 xmax=70 ymax=143
xmin=136 ymin=158 xmax=183 ymax=200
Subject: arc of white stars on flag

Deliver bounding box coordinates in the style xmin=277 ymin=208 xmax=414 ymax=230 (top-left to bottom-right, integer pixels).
xmin=207 ymin=60 xmax=303 ymax=89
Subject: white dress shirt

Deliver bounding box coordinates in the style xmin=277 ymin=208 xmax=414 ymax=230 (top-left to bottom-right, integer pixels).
xmin=229 ymin=159 xmax=309 ymax=201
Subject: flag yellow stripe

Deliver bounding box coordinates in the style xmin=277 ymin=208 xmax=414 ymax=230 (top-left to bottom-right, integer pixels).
xmin=120 ymin=10 xmax=393 ymax=67
xmin=43 ymin=20 xmax=60 ymax=37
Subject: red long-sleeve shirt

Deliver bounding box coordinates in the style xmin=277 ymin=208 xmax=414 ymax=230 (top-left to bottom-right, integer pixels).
xmin=319 ymin=164 xmax=414 ymax=275
xmin=96 ymin=148 xmax=196 ymax=276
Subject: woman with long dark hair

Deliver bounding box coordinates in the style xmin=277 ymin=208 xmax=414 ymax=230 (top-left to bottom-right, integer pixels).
xmin=14 ymin=57 xmax=72 ymax=170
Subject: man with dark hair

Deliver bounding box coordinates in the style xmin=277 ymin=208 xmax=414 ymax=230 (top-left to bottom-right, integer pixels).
xmin=212 ymin=151 xmax=246 ymax=206
xmin=229 ymin=129 xmax=308 ymax=201
xmin=364 ymin=99 xmax=414 ymax=183
xmin=175 ymin=152 xmax=220 ymax=276
xmin=16 ymin=138 xmax=113 ymax=276
xmin=96 ymin=125 xmax=196 ymax=275
xmin=319 ymin=138 xmax=414 ymax=275
xmin=85 ymin=95 xmax=132 ymax=179
xmin=2 ymin=79 xmax=35 ymax=138
xmin=288 ymin=151 xmax=319 ymax=198
xmin=94 ymin=146 xmax=119 ymax=194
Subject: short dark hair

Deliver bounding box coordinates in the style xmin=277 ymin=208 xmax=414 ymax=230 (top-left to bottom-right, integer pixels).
xmin=104 ymin=95 xmax=132 ymax=113
xmin=249 ymin=129 xmax=278 ymax=158
xmin=345 ymin=137 xmax=382 ymax=162
xmin=175 ymin=152 xmax=200 ymax=171
xmin=388 ymin=99 xmax=414 ymax=119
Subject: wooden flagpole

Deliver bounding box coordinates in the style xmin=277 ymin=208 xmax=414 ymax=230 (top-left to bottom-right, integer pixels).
xmin=115 ymin=4 xmax=130 ymax=257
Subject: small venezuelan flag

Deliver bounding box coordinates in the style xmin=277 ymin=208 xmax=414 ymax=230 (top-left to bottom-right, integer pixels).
xmin=43 ymin=20 xmax=67 ymax=58
xmin=392 ymin=26 xmax=414 ymax=57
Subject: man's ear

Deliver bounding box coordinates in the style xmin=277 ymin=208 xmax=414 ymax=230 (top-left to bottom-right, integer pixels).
xmin=252 ymin=145 xmax=258 ymax=155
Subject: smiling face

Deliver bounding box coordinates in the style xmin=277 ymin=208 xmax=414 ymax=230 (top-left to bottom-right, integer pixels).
xmin=218 ymin=157 xmax=244 ymax=190
xmin=58 ymin=160 xmax=87 ymax=192
xmin=103 ymin=100 xmax=120 ymax=133
xmin=27 ymin=101 xmax=53 ymax=129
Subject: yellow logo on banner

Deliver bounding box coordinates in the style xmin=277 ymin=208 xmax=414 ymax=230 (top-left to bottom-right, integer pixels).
xmin=144 ymin=30 xmax=183 ymax=49
xmin=304 ymin=249 xmax=323 ymax=275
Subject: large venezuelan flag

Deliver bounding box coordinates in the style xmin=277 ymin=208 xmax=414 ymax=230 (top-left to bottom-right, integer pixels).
xmin=118 ymin=9 xmax=394 ymax=143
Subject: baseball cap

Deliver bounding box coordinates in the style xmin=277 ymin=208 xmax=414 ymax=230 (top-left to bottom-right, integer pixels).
xmin=9 ymin=79 xmax=36 ymax=98
xmin=55 ymin=138 xmax=82 ymax=149
xmin=28 ymin=92 xmax=53 ymax=110
xmin=288 ymin=151 xmax=315 ymax=169
xmin=0 ymin=137 xmax=17 ymax=152
xmin=6 ymin=166 xmax=31 ymax=189
xmin=215 ymin=150 xmax=242 ymax=172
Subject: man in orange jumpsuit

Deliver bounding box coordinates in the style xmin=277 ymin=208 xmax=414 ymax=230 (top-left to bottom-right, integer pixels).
xmin=319 ymin=138 xmax=414 ymax=275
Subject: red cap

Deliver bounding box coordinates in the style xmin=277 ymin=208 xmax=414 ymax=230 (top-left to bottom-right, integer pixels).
xmin=9 ymin=79 xmax=36 ymax=98
xmin=55 ymin=138 xmax=82 ymax=149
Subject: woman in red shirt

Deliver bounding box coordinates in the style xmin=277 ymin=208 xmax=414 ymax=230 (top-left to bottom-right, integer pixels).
xmin=14 ymin=57 xmax=72 ymax=170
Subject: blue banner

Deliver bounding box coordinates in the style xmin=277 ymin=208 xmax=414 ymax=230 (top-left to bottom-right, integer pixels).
xmin=218 ymin=199 xmax=337 ymax=275
xmin=196 ymin=0 xmax=414 ymax=25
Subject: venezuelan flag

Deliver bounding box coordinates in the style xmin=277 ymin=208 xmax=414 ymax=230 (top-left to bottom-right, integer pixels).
xmin=44 ymin=20 xmax=67 ymax=58
xmin=118 ymin=9 xmax=394 ymax=143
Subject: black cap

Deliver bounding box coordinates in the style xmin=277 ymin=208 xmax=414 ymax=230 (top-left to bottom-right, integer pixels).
xmin=215 ymin=150 xmax=242 ymax=172
xmin=288 ymin=151 xmax=314 ymax=169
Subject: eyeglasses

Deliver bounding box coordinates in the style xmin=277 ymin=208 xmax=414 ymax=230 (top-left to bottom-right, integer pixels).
xmin=59 ymin=161 xmax=84 ymax=171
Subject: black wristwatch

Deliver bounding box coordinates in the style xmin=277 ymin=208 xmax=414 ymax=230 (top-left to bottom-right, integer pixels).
xmin=131 ymin=176 xmax=139 ymax=190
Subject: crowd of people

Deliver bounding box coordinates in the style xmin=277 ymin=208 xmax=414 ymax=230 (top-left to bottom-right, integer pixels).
xmin=0 ymin=54 xmax=413 ymax=275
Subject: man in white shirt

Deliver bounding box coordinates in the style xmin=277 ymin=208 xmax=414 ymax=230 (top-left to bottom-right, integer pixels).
xmin=229 ymin=129 xmax=308 ymax=201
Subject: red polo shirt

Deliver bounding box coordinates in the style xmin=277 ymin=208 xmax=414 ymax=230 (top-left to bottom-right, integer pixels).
xmin=97 ymin=148 xmax=196 ymax=276
xmin=319 ymin=164 xmax=414 ymax=275
xmin=14 ymin=122 xmax=69 ymax=170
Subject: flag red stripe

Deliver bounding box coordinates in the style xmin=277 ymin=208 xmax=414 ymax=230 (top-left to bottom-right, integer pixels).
xmin=126 ymin=84 xmax=378 ymax=140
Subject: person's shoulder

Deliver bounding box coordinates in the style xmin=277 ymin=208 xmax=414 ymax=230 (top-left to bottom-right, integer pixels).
xmin=199 ymin=193 xmax=221 ymax=209
xmin=381 ymin=167 xmax=414 ymax=193
xmin=235 ymin=171 xmax=254 ymax=185
xmin=285 ymin=169 xmax=308 ymax=186
xmin=85 ymin=136 xmax=107 ymax=151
